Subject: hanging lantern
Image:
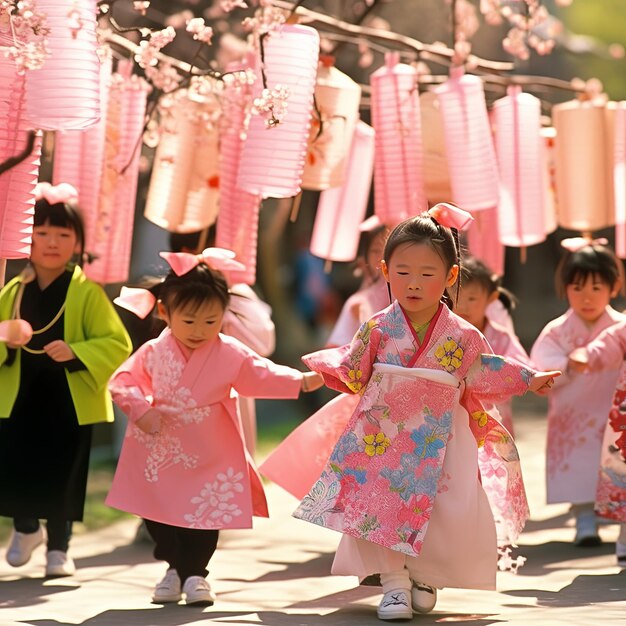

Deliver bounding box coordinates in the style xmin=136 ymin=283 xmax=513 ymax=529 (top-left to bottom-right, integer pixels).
xmin=466 ymin=208 xmax=505 ymax=277
xmin=420 ymin=90 xmax=452 ymax=205
xmin=553 ymin=99 xmax=613 ymax=231
xmin=301 ymin=58 xmax=361 ymax=191
xmin=435 ymin=67 xmax=499 ymax=212
xmin=615 ymin=103 xmax=626 ymax=258
xmin=540 ymin=127 xmax=558 ymax=236
xmin=237 ymin=24 xmax=320 ymax=199
xmin=492 ymin=86 xmax=545 ymax=247
xmin=216 ymin=70 xmax=262 ymax=285
xmin=310 ymin=121 xmax=375 ymax=262
xmin=144 ymin=90 xmax=220 ymax=233
xmin=86 ymin=72 xmax=150 ymax=283
xmin=25 ymin=0 xmax=101 ymax=131
xmin=0 ymin=57 xmax=42 ymax=260
xmin=370 ymin=52 xmax=426 ymax=225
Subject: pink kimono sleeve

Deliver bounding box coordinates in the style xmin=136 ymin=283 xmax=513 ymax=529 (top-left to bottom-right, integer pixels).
xmin=586 ymin=322 xmax=626 ymax=371
xmin=109 ymin=343 xmax=155 ymax=423
xmin=232 ymin=351 xmax=303 ymax=399
xmin=302 ymin=320 xmax=381 ymax=394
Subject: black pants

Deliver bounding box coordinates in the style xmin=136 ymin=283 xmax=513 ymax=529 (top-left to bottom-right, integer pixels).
xmin=143 ymin=519 xmax=219 ymax=584
xmin=14 ymin=518 xmax=72 ymax=552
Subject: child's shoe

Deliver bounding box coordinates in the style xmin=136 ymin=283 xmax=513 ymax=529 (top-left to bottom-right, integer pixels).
xmin=376 ymin=589 xmax=413 ymax=621
xmin=410 ymin=581 xmax=437 ymax=614
xmin=152 ymin=568 xmax=182 ymax=603
xmin=6 ymin=527 xmax=45 ymax=567
xmin=45 ymin=551 xmax=76 ymax=577
xmin=574 ymin=510 xmax=601 ymax=546
xmin=182 ymin=575 xmax=216 ymax=606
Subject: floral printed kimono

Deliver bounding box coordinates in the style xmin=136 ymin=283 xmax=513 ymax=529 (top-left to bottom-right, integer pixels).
xmin=582 ymin=322 xmax=626 ymax=522
xmin=293 ymin=301 xmax=534 ymax=590
xmin=530 ymin=307 xmax=625 ymax=504
xmin=107 ymin=329 xmax=302 ymax=529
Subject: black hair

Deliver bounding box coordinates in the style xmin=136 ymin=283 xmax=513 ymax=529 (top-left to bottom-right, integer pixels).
xmin=356 ymin=224 xmax=389 ymax=281
xmin=461 ymin=256 xmax=517 ymax=313
xmin=34 ymin=198 xmax=85 ymax=264
xmin=169 ymin=230 xmax=204 ymax=254
xmin=158 ymin=263 xmax=230 ymax=315
xmin=556 ymin=242 xmax=624 ymax=299
xmin=383 ymin=213 xmax=461 ymax=309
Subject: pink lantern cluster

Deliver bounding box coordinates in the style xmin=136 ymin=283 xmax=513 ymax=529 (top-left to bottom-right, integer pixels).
xmin=615 ymin=103 xmax=626 ymax=257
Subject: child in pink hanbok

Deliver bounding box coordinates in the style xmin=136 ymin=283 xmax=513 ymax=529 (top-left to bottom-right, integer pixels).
xmin=292 ymin=206 xmax=559 ymax=621
xmin=530 ymin=237 xmax=625 ymax=547
xmin=456 ymin=256 xmax=532 ymax=435
xmin=106 ymin=249 xmax=323 ymax=606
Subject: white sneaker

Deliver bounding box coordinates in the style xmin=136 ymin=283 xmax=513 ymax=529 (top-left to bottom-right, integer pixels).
xmin=45 ymin=551 xmax=76 ymax=577
xmin=182 ymin=575 xmax=216 ymax=606
xmin=574 ymin=511 xmax=601 ymax=546
xmin=411 ymin=581 xmax=437 ymax=613
xmin=377 ymin=589 xmax=413 ymax=621
xmin=6 ymin=527 xmax=45 ymax=567
xmin=152 ymin=568 xmax=182 ymax=603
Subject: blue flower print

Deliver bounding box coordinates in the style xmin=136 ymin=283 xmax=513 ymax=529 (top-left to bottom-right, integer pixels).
xmin=330 ymin=432 xmax=359 ymax=464
xmin=520 ymin=368 xmax=533 ymax=384
xmin=381 ymin=306 xmax=407 ymax=339
xmin=411 ymin=423 xmax=445 ymax=459
xmin=381 ymin=453 xmax=421 ymax=501
xmin=480 ymin=354 xmax=506 ymax=371
xmin=424 ymin=409 xmax=452 ymax=431
xmin=344 ymin=468 xmax=368 ymax=484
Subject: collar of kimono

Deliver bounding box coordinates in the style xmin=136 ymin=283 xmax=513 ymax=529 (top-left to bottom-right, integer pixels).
xmin=427 ymin=203 xmax=474 ymax=231
xmin=560 ymin=236 xmax=608 ymax=252
xmin=400 ymin=302 xmax=444 ymax=368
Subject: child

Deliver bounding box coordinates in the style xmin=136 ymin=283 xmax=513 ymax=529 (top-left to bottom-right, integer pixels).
xmin=0 ymin=182 xmax=132 ymax=577
xmin=292 ymin=205 xmax=558 ymax=621
xmin=106 ymin=249 xmax=323 ymax=606
xmin=456 ymin=256 xmax=532 ymax=435
xmin=530 ymin=237 xmax=625 ymax=547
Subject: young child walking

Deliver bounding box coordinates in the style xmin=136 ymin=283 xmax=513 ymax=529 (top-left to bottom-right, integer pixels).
xmin=0 ymin=182 xmax=132 ymax=577
xmin=106 ymin=248 xmax=323 ymax=606
xmin=531 ymin=237 xmax=625 ymax=546
xmin=292 ymin=205 xmax=558 ymax=621
xmin=456 ymin=256 xmax=532 ymax=435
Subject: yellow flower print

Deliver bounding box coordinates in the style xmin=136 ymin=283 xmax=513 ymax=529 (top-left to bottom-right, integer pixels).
xmin=364 ymin=432 xmax=390 ymax=457
xmin=346 ymin=369 xmax=363 ymax=393
xmin=434 ymin=339 xmax=464 ymax=372
xmin=471 ymin=410 xmax=489 ymax=428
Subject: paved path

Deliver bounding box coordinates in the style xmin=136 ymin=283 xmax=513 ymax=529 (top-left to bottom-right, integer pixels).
xmin=1 ymin=401 xmax=625 ymax=626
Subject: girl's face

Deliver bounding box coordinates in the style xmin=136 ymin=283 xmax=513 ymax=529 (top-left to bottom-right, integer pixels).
xmin=566 ymin=273 xmax=617 ymax=325
xmin=30 ymin=221 xmax=80 ymax=273
xmin=381 ymin=242 xmax=458 ymax=325
xmin=158 ymin=298 xmax=225 ymax=351
xmin=456 ymin=282 xmax=497 ymax=331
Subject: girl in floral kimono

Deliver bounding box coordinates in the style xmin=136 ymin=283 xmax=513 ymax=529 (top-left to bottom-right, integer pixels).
xmin=456 ymin=256 xmax=532 ymax=435
xmin=106 ymin=249 xmax=322 ymax=606
xmin=531 ymin=238 xmax=625 ymax=547
xmin=293 ymin=205 xmax=558 ymax=621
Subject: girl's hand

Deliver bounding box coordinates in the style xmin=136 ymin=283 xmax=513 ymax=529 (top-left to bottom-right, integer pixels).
xmin=0 ymin=320 xmax=33 ymax=348
xmin=568 ymin=347 xmax=589 ymax=373
xmin=43 ymin=340 xmax=76 ymax=362
xmin=136 ymin=408 xmax=162 ymax=435
xmin=301 ymin=372 xmax=324 ymax=393
xmin=529 ymin=371 xmax=561 ymax=395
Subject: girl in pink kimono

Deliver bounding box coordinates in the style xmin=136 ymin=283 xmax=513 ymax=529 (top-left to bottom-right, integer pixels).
xmin=530 ymin=238 xmax=625 ymax=547
xmin=456 ymin=256 xmax=532 ymax=435
xmin=292 ymin=206 xmax=558 ymax=621
xmin=106 ymin=249 xmax=322 ymax=607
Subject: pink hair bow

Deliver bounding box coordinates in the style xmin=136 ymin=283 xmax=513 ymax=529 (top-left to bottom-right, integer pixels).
xmin=160 ymin=247 xmax=246 ymax=277
xmin=561 ymin=237 xmax=608 ymax=253
xmin=34 ymin=182 xmax=78 ymax=204
xmin=427 ymin=203 xmax=474 ymax=231
xmin=113 ymin=286 xmax=157 ymax=319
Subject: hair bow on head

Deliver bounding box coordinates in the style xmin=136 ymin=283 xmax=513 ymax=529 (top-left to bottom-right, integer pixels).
xmin=427 ymin=203 xmax=474 ymax=231
xmin=560 ymin=237 xmax=608 ymax=253
xmin=34 ymin=182 xmax=78 ymax=204
xmin=160 ymin=247 xmax=246 ymax=277
xmin=113 ymin=286 xmax=157 ymax=319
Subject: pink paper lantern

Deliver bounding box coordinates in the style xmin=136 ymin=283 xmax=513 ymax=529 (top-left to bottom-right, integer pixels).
xmin=216 ymin=72 xmax=262 ymax=285
xmin=370 ymin=53 xmax=426 ymax=225
xmin=541 ymin=127 xmax=558 ymax=235
xmin=553 ymin=99 xmax=613 ymax=231
xmin=310 ymin=121 xmax=375 ymax=262
xmin=86 ymin=74 xmax=150 ymax=284
xmin=466 ymin=208 xmax=505 ymax=277
xmin=237 ymin=24 xmax=320 ymax=198
xmin=435 ymin=67 xmax=499 ymax=212
xmin=25 ymin=0 xmax=101 ymax=131
xmin=301 ymin=60 xmax=361 ymax=191
xmin=492 ymin=86 xmax=545 ymax=247
xmin=0 ymin=57 xmax=42 ymax=259
xmin=615 ymin=103 xmax=626 ymax=258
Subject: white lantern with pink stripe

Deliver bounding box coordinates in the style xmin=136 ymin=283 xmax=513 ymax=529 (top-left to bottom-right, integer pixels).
xmin=435 ymin=67 xmax=498 ymax=211
xmin=25 ymin=0 xmax=101 ymax=131
xmin=237 ymin=25 xmax=320 ymax=198
xmin=466 ymin=208 xmax=505 ymax=277
xmin=540 ymin=127 xmax=558 ymax=235
xmin=492 ymin=86 xmax=545 ymax=247
xmin=614 ymin=103 xmax=626 ymax=257
xmin=370 ymin=53 xmax=426 ymax=225
xmin=310 ymin=121 xmax=375 ymax=262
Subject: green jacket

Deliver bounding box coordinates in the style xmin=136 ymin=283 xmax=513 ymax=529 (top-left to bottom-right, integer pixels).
xmin=0 ymin=266 xmax=132 ymax=425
